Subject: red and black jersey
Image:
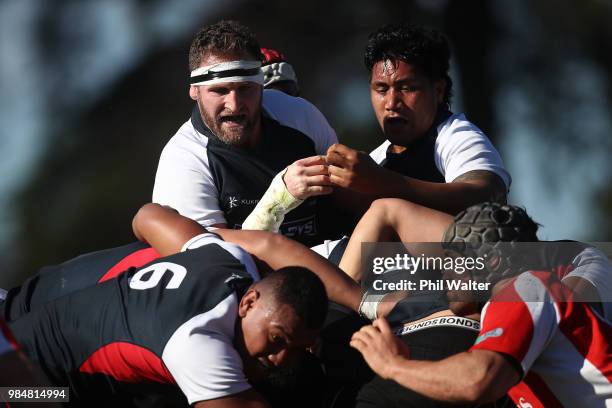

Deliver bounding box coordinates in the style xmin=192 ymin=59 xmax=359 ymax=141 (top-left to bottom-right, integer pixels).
xmin=4 ymin=241 xmax=160 ymax=322
xmin=4 ymin=234 xmax=260 ymax=404
xmin=0 ymin=318 xmax=19 ymax=356
xmin=471 ymin=271 xmax=612 ymax=406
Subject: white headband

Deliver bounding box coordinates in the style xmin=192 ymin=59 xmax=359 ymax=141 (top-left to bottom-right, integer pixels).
xmin=190 ymin=60 xmax=264 ymax=86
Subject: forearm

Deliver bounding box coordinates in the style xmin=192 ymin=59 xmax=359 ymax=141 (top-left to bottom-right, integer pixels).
xmin=369 ymin=170 xmax=506 ymax=215
xmin=383 ymin=351 xmax=513 ymax=404
xmin=215 ymin=229 xmax=362 ymax=312
xmin=133 ymin=205 xmax=362 ymax=311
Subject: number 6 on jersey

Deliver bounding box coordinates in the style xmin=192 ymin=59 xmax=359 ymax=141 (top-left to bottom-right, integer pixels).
xmin=129 ymin=262 xmax=186 ymax=290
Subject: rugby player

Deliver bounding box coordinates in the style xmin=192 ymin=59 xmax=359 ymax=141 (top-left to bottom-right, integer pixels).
xmin=245 ymin=23 xmax=511 ymax=263
xmin=153 ymin=20 xmax=340 ymax=247
xmin=2 ymin=244 xmax=327 ymax=407
xmin=343 ymin=199 xmax=611 ymax=319
xmin=350 ymin=202 xmax=612 ymax=406
xmin=0 ymin=205 xmax=366 ymax=407
xmin=324 ymin=23 xmax=510 ymax=213
xmin=5 ymin=263 xmax=325 ymax=407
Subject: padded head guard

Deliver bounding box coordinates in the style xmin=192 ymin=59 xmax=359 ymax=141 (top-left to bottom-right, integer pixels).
xmin=443 ymin=202 xmax=539 ymax=287
xmin=260 ymin=48 xmax=299 ymax=94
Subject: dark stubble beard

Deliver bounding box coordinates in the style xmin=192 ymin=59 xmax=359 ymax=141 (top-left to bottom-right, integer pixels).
xmin=198 ymin=100 xmax=260 ymax=147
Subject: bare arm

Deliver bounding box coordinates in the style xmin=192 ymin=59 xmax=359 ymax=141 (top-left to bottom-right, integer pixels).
xmin=210 ymin=228 xmax=362 ymax=312
xmin=341 ymin=167 xmax=506 ymax=214
xmin=132 ymin=203 xmax=205 ymax=255
xmin=326 ymin=144 xmax=507 ymax=215
xmin=450 ymin=170 xmax=507 ymax=205
xmin=351 ymin=318 xmax=519 ymax=404
xmin=384 ymin=349 xmax=517 ymax=403
xmin=193 ymin=389 xmax=269 ymax=408
xmin=132 ymin=203 xmax=362 ymax=311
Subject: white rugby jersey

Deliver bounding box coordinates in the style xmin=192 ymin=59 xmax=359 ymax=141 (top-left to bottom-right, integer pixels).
xmin=471 ymin=271 xmax=612 ymax=407
xmin=369 ymin=111 xmax=511 ymax=188
xmin=153 ymin=90 xmax=339 ymax=246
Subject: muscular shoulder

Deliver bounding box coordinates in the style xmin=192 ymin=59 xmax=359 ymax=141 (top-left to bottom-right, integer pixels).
xmin=438 ymin=113 xmax=484 ymax=136
xmin=435 ymin=113 xmax=493 ymax=158
xmin=435 ymin=113 xmax=511 ymax=189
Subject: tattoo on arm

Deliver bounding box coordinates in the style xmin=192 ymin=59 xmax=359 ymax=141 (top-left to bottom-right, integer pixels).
xmin=453 ymin=170 xmax=507 ymax=203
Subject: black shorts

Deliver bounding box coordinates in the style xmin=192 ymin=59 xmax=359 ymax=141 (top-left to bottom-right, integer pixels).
xmin=356 ymin=325 xmax=478 ymax=408
xmin=317 ymin=304 xmax=373 ymax=408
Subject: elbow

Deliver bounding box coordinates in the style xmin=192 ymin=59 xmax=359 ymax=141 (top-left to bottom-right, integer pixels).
xmin=132 ymin=203 xmax=164 ymax=241
xmin=460 ymin=380 xmax=488 ymax=404
xmin=457 ymin=360 xmax=505 ymax=404
xmin=132 ymin=204 xmax=151 ymax=240
xmin=480 ymin=178 xmax=508 ymax=205
xmin=461 ymin=380 xmax=505 ymax=405
xmin=135 ymin=203 xmax=161 ymax=219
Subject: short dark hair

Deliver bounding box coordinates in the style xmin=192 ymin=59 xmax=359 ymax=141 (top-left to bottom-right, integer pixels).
xmin=189 ymin=20 xmax=262 ymax=70
xmin=364 ymin=23 xmax=453 ymax=107
xmin=264 ymin=267 xmax=328 ymax=331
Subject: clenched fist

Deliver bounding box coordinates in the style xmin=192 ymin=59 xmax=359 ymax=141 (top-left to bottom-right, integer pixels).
xmin=326 ymin=144 xmax=389 ymax=194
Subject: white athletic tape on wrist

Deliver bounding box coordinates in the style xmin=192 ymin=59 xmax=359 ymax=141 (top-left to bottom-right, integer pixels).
xmin=358 ymin=292 xmax=385 ymax=320
xmin=190 ymin=60 xmax=264 ymax=86
xmin=241 ymin=168 xmax=303 ymax=232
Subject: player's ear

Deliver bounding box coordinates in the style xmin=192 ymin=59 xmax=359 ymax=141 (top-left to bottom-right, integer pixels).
xmin=238 ymin=288 xmax=260 ymax=317
xmin=189 ymin=85 xmax=199 ymax=101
